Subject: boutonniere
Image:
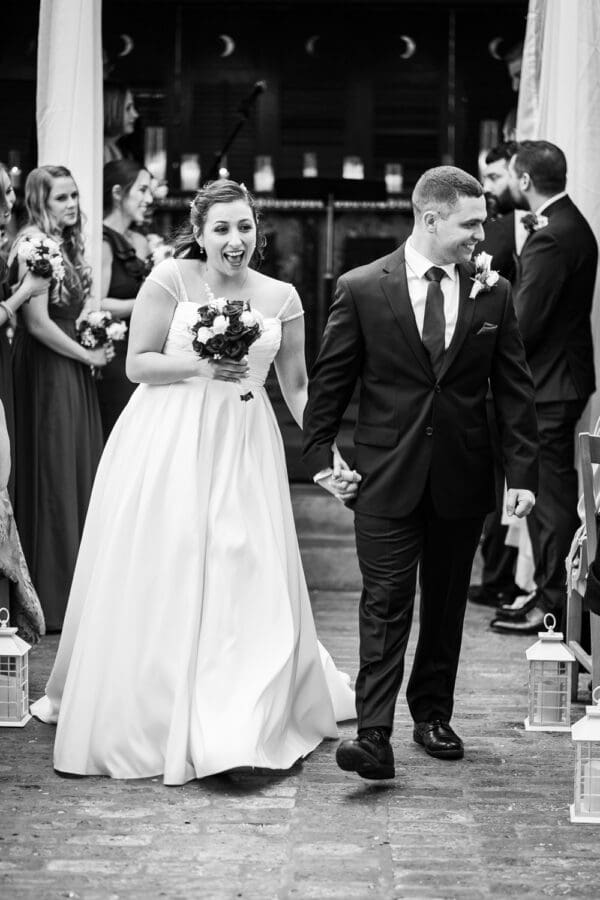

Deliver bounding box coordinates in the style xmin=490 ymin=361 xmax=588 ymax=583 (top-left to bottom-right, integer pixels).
xmin=521 ymin=212 xmax=549 ymax=235
xmin=469 ymin=252 xmax=500 ymax=299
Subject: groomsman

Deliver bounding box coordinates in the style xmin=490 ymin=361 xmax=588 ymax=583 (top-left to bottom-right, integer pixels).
xmin=469 ymin=141 xmax=527 ymax=611
xmin=492 ymin=140 xmax=598 ymax=634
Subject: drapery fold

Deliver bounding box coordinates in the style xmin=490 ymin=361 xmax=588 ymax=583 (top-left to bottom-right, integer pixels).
xmin=36 ymin=0 xmax=103 ymax=309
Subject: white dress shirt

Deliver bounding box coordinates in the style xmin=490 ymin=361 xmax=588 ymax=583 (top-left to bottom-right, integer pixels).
xmin=404 ymin=238 xmax=459 ymax=349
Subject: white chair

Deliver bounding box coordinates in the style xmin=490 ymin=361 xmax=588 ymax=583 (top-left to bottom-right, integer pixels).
xmin=566 ymin=432 xmax=600 ymax=699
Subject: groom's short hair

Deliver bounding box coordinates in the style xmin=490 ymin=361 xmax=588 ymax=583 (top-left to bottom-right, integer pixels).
xmin=412 ymin=166 xmax=483 ymax=218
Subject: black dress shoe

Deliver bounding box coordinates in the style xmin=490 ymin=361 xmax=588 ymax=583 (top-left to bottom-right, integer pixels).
xmin=413 ymin=721 xmax=464 ymax=760
xmin=490 ymin=606 xmax=546 ymax=635
xmin=336 ymin=727 xmax=395 ymax=780
xmin=468 ymin=583 xmax=523 ymax=608
xmin=493 ymin=589 xmax=539 ymax=621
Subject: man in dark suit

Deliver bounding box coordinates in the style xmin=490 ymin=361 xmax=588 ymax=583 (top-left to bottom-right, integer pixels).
xmin=468 ymin=141 xmax=526 ymax=610
xmin=303 ymin=166 xmax=538 ymax=780
xmin=491 ymin=141 xmax=598 ymax=634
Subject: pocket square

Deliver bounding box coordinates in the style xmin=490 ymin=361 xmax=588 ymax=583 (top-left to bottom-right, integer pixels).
xmin=476 ymin=322 xmax=498 ymax=335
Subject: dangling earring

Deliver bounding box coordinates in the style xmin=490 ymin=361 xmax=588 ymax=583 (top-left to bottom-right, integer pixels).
xmin=198 ymin=242 xmax=207 ymax=261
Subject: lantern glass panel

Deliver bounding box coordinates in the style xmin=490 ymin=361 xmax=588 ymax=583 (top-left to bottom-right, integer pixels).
xmin=528 ymin=660 xmax=570 ymax=726
xmin=574 ymin=741 xmax=600 ymax=817
xmin=0 ymin=653 xmax=28 ymax=722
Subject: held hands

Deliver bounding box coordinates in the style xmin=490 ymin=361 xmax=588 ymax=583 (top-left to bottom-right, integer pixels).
xmin=506 ymin=488 xmax=535 ymax=518
xmin=209 ymin=358 xmax=249 ymax=383
xmin=317 ymin=444 xmax=362 ymax=503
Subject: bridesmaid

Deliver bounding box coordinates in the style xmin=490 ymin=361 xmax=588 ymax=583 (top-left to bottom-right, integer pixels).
xmin=103 ymin=84 xmax=139 ymax=164
xmin=0 ymin=163 xmax=49 ymax=499
xmin=11 ymin=165 xmax=110 ymax=631
xmin=97 ymin=160 xmax=152 ymax=439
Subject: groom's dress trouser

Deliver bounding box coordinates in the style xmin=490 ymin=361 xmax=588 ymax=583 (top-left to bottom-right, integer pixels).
xmin=353 ymin=486 xmax=484 ymax=731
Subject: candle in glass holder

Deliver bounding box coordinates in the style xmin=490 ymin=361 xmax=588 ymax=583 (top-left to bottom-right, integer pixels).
xmin=343 ymin=156 xmax=364 ymax=180
xmin=385 ymin=163 xmax=403 ymax=194
xmin=180 ymin=154 xmax=201 ymax=192
xmin=303 ymin=152 xmax=318 ymax=178
xmin=144 ymin=126 xmax=167 ymax=183
xmin=253 ymin=155 xmax=275 ymax=193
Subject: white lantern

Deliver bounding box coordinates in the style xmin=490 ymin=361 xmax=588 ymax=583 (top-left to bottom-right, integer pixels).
xmin=571 ymin=687 xmax=600 ymax=823
xmin=524 ymin=613 xmax=575 ymax=732
xmin=0 ymin=607 xmax=31 ymax=727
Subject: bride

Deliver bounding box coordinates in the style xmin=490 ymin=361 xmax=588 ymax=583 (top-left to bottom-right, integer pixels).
xmin=31 ymin=179 xmax=358 ymax=784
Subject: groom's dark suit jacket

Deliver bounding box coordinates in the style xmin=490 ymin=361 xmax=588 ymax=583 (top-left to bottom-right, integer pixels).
xmin=303 ymin=243 xmax=539 ymax=519
xmin=513 ymin=195 xmax=598 ymax=404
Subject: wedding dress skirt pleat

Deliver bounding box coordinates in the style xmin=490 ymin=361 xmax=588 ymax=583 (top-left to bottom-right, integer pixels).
xmin=31 ymin=260 xmax=355 ymax=784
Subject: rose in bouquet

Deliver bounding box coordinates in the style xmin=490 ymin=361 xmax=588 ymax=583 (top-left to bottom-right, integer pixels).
xmin=191 ymin=297 xmax=263 ymax=363
xmin=76 ymin=310 xmax=127 ymax=377
xmin=17 ymin=235 xmax=65 ymax=285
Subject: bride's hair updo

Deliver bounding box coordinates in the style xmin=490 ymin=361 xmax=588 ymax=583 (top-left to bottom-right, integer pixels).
xmin=173 ymin=179 xmax=266 ymax=266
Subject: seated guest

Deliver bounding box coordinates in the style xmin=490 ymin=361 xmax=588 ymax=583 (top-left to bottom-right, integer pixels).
xmin=103 ymin=84 xmax=139 ymax=164
xmin=10 ymin=165 xmax=110 ymax=631
xmin=97 ymin=160 xmax=152 ymax=439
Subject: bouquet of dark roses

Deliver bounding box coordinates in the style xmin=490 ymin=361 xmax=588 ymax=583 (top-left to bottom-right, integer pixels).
xmin=76 ymin=310 xmax=127 ymax=378
xmin=17 ymin=235 xmax=65 ymax=285
xmin=190 ymin=295 xmax=264 ymax=363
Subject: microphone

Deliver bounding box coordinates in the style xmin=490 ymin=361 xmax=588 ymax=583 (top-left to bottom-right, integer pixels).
xmin=237 ymin=80 xmax=267 ymax=117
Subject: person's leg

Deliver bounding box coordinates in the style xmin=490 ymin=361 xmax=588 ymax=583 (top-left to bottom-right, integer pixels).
xmin=471 ymin=400 xmax=518 ymax=603
xmin=527 ymin=401 xmax=584 ymax=623
xmin=353 ymin=507 xmax=423 ymax=733
xmin=406 ymin=505 xmax=485 ymax=724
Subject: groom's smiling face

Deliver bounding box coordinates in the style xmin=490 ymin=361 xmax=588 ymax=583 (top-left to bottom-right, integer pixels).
xmin=428 ymin=195 xmax=487 ymax=266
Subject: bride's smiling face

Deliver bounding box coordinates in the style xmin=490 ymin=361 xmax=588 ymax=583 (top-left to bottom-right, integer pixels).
xmin=200 ymin=200 xmax=257 ymax=276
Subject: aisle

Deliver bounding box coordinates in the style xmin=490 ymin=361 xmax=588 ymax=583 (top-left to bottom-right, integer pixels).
xmin=2 ymin=486 xmax=598 ymax=899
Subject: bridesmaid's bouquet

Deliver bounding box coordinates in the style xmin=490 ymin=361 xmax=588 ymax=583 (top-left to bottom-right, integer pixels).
xmin=76 ymin=310 xmax=128 ymax=378
xmin=191 ymin=297 xmax=263 ymax=362
xmin=17 ymin=235 xmax=65 ymax=285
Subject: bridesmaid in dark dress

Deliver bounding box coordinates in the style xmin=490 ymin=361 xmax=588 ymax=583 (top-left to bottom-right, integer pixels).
xmin=97 ymin=160 xmax=151 ymax=439
xmin=0 ymin=163 xmax=49 ymax=499
xmin=11 ymin=165 xmax=111 ymax=631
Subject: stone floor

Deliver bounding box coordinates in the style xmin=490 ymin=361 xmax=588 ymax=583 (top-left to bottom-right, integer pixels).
xmin=2 ymin=486 xmax=599 ymax=900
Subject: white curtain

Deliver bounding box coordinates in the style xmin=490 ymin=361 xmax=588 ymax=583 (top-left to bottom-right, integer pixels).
xmin=518 ymin=0 xmax=600 ymax=423
xmin=36 ymin=0 xmax=103 ymax=309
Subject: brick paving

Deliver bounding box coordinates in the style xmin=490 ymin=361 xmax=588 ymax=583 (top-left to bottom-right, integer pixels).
xmin=2 ymin=486 xmax=599 ymax=900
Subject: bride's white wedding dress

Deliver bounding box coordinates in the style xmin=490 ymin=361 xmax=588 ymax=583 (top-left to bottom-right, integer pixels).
xmin=31 ymin=259 xmax=355 ymax=784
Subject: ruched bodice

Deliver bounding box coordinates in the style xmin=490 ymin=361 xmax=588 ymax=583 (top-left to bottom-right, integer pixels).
xmin=163 ymin=302 xmax=282 ymax=392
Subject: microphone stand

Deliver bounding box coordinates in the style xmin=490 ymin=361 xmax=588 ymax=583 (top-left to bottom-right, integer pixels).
xmin=207 ymin=81 xmax=266 ymax=181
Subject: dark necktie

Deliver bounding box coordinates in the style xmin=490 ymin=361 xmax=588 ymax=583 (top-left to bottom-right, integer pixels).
xmin=422 ymin=266 xmax=446 ymax=376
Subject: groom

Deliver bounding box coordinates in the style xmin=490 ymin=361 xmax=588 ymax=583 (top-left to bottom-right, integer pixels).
xmin=303 ymin=166 xmax=538 ymax=780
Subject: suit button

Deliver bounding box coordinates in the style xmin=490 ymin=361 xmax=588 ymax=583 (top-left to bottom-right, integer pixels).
xmin=434 ymin=384 xmax=441 ymax=393
xmin=425 ymin=426 xmax=433 ymax=436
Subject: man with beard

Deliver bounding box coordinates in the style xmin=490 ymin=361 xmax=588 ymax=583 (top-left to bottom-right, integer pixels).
xmin=468 ymin=141 xmax=529 ymax=611
xmin=492 ymin=140 xmax=598 ymax=634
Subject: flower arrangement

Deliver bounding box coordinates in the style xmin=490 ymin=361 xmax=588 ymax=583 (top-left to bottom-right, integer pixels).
xmin=470 ymin=251 xmax=500 ymax=299
xmin=190 ymin=294 xmax=263 ymax=363
xmin=17 ymin=235 xmax=65 ymax=284
xmin=76 ymin=310 xmax=127 ymax=377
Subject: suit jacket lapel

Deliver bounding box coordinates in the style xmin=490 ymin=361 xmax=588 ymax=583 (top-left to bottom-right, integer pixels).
xmin=379 ymin=245 xmax=434 ymax=381
xmin=437 ymin=265 xmax=476 ymax=380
